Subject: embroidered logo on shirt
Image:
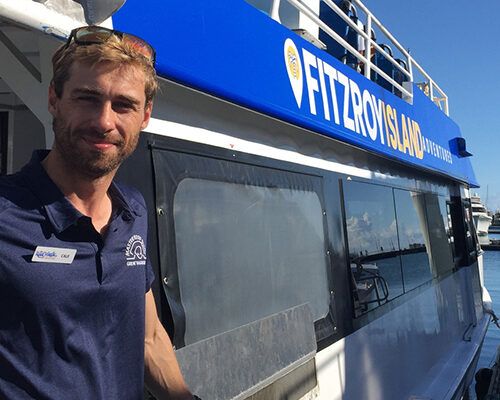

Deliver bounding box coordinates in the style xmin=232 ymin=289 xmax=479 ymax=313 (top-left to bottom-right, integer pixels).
xmin=125 ymin=235 xmax=147 ymax=266
xmin=32 ymin=246 xmax=77 ymax=264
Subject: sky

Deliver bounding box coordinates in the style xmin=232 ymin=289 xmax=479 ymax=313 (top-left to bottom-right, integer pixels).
xmin=362 ymin=0 xmax=500 ymax=210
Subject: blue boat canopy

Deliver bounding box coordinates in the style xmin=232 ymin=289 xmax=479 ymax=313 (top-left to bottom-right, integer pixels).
xmin=113 ymin=0 xmax=478 ymax=187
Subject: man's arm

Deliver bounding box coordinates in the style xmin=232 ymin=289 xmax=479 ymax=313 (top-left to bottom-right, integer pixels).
xmin=144 ymin=289 xmax=193 ymax=399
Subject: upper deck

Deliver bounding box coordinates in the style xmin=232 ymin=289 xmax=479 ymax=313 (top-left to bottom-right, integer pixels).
xmin=0 ymin=0 xmax=477 ymax=186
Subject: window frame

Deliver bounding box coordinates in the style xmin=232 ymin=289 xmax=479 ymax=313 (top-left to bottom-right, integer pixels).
xmin=341 ymin=178 xmax=457 ymax=319
xmin=151 ymin=143 xmax=337 ymax=347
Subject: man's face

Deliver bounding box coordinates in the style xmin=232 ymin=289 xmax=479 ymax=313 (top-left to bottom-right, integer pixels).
xmin=48 ymin=61 xmax=152 ymax=179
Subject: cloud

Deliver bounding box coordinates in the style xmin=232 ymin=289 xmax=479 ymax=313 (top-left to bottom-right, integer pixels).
xmin=346 ymin=213 xmax=397 ymax=255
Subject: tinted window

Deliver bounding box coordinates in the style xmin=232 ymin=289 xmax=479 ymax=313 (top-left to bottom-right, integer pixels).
xmin=424 ymin=194 xmax=455 ymax=276
xmin=344 ymin=181 xmax=454 ymax=317
xmin=174 ymin=178 xmax=330 ymax=345
xmin=344 ymin=181 xmax=403 ymax=315
xmin=445 ymin=201 xmax=455 ymax=259
xmin=464 ymin=203 xmax=479 ymax=254
xmin=393 ymin=189 xmax=432 ymax=291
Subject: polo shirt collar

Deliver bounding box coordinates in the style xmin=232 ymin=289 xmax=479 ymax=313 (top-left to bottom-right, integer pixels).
xmin=108 ymin=183 xmax=143 ymax=219
xmin=21 ymin=150 xmax=139 ymax=233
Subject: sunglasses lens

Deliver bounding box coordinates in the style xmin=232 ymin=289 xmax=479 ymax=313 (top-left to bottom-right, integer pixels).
xmin=69 ymin=26 xmax=155 ymax=64
xmin=74 ymin=27 xmax=113 ymax=44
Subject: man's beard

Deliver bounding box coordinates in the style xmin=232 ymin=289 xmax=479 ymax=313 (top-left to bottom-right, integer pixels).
xmin=52 ymin=117 xmax=139 ymax=179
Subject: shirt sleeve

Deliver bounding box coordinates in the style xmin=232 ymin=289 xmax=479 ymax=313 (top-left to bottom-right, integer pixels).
xmin=145 ymin=257 xmax=155 ymax=293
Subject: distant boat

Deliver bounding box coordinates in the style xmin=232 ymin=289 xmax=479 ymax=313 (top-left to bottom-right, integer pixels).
xmin=489 ymin=225 xmax=500 ymax=234
xmin=489 ymin=212 xmax=500 ymax=233
xmin=472 ymin=194 xmax=492 ymax=244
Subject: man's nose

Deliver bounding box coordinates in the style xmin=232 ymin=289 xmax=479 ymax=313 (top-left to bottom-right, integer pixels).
xmin=92 ymin=102 xmax=116 ymax=133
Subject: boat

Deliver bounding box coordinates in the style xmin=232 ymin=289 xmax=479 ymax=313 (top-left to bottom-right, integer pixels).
xmin=488 ymin=212 xmax=500 ymax=234
xmin=0 ymin=0 xmax=492 ymax=399
xmin=471 ymin=194 xmax=492 ymax=245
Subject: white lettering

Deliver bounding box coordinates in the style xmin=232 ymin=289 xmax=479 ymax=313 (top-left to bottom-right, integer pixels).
xmin=317 ymin=59 xmax=330 ymax=121
xmin=323 ymin=62 xmax=341 ymax=125
xmin=362 ymin=90 xmax=377 ymax=141
xmin=337 ymin=71 xmax=354 ymax=131
xmin=302 ymin=49 xmax=319 ymax=116
xmin=350 ymin=79 xmax=366 ymax=136
xmin=372 ymin=96 xmax=385 ymax=144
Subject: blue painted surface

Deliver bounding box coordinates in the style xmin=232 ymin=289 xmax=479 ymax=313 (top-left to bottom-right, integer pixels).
xmin=113 ymin=0 xmax=477 ymax=186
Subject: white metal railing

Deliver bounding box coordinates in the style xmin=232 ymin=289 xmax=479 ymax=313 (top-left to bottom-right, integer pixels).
xmin=253 ymin=0 xmax=449 ymax=115
xmin=351 ymin=0 xmax=449 ymax=115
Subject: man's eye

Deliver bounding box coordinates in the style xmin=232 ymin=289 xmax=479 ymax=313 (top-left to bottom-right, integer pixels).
xmin=114 ymin=102 xmax=135 ymax=111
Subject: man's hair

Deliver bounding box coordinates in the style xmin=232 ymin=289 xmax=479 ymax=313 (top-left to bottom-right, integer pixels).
xmin=51 ymin=34 xmax=158 ymax=104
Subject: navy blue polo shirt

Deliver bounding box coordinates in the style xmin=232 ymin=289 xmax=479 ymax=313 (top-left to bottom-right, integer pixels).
xmin=0 ymin=151 xmax=155 ymax=399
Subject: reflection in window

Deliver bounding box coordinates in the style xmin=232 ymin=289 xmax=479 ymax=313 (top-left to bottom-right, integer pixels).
xmin=393 ymin=189 xmax=432 ymax=291
xmin=174 ymin=178 xmax=330 ymax=345
xmin=344 ymin=181 xmax=403 ymax=315
xmin=344 ymin=181 xmax=455 ymax=317
xmin=345 ymin=183 xmax=398 ymax=256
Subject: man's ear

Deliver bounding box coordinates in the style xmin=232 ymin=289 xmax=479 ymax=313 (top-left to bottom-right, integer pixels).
xmin=141 ymin=101 xmax=153 ymax=130
xmin=48 ymin=83 xmax=59 ymax=116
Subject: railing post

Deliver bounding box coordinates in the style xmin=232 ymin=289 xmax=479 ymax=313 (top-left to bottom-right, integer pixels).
xmin=271 ymin=0 xmax=281 ymax=23
xmin=364 ymin=14 xmax=372 ymax=79
xmin=429 ymin=79 xmax=435 ymax=105
xmin=407 ymin=53 xmax=413 ymax=84
xmin=402 ymin=53 xmax=414 ymax=103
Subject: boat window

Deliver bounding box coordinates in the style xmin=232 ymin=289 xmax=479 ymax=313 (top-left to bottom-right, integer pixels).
xmin=445 ymin=201 xmax=456 ymax=260
xmin=343 ymin=181 xmax=403 ymax=316
xmin=344 ymin=181 xmax=455 ymax=317
xmin=446 ymin=197 xmax=477 ymax=267
xmin=393 ymin=189 xmax=432 ymax=291
xmin=463 ymin=202 xmax=480 ymax=257
xmin=152 ymin=148 xmax=333 ymax=346
xmin=423 ymin=194 xmax=455 ymax=275
xmin=173 ymin=178 xmax=330 ymax=345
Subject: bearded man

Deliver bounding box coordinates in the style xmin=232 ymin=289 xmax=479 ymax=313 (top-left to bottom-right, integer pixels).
xmin=0 ymin=26 xmax=194 ymax=400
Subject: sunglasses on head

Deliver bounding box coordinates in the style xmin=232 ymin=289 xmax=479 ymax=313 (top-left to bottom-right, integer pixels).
xmin=65 ymin=26 xmax=156 ymax=65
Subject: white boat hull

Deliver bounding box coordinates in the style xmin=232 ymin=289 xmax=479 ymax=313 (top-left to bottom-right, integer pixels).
xmin=310 ymin=266 xmax=487 ymax=400
xmin=473 ymin=213 xmax=492 ymax=245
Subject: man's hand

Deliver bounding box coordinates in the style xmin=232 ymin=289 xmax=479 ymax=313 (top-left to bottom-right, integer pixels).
xmin=144 ymin=290 xmax=193 ymax=399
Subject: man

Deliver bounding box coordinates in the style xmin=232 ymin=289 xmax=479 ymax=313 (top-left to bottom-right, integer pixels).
xmin=0 ymin=26 xmax=194 ymax=399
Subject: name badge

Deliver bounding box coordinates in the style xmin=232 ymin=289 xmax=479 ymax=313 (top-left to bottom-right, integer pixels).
xmin=31 ymin=246 xmax=77 ymax=264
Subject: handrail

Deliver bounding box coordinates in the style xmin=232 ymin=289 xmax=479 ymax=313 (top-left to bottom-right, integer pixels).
xmin=270 ymin=0 xmax=281 ymax=22
xmin=348 ymin=0 xmax=449 ymax=114
xmin=410 ymin=56 xmax=449 ymax=114
xmin=254 ymin=0 xmax=449 ymax=115
xmin=320 ymin=0 xmax=410 ymax=81
xmin=286 ymin=0 xmax=413 ymax=100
